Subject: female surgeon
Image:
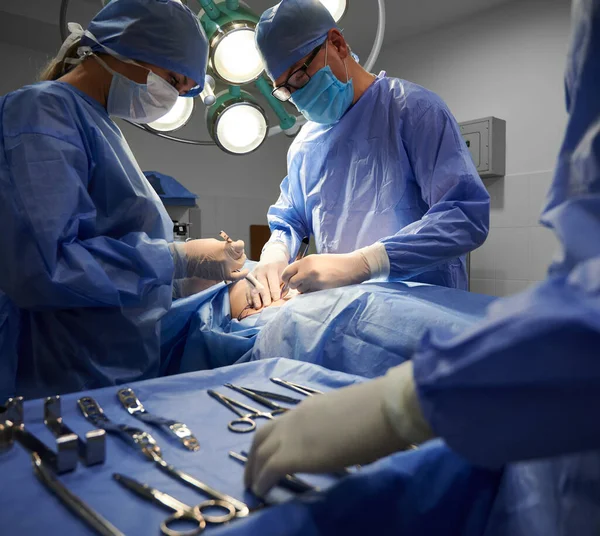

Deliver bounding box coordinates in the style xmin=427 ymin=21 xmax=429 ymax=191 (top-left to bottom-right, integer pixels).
xmin=0 ymin=0 xmax=247 ymax=401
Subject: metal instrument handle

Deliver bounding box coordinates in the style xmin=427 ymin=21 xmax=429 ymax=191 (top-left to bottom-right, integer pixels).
xmin=161 ymin=510 xmax=205 ymax=536
xmin=207 ymin=390 xmax=260 ymax=418
xmin=228 ymin=418 xmax=257 ymax=434
xmin=117 ymin=389 xmax=199 ymax=451
xmin=270 ymin=378 xmax=323 ymax=396
xmin=149 ymin=451 xmax=250 ymax=517
xmin=44 ymin=396 xmax=106 ymax=466
xmin=33 ymin=453 xmax=125 ymax=536
xmin=78 ymin=397 xmax=161 ymax=460
xmin=239 ymin=388 xmax=301 ymax=405
xmin=5 ymin=398 xmax=78 ymax=474
xmin=162 ymin=501 xmax=235 ymax=535
xmin=224 ymin=384 xmax=284 ymax=411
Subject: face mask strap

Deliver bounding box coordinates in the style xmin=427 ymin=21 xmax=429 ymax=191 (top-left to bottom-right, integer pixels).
xmin=325 ymin=39 xmax=350 ymax=83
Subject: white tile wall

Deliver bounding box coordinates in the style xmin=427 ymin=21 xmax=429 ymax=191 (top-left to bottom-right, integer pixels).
xmin=470 ymin=171 xmax=560 ymax=297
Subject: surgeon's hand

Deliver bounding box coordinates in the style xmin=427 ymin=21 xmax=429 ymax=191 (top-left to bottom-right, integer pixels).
xmin=247 ymin=243 xmax=290 ymax=308
xmin=244 ymin=362 xmax=434 ymax=497
xmin=178 ymin=238 xmax=248 ymax=282
xmin=282 ymin=252 xmax=370 ymax=293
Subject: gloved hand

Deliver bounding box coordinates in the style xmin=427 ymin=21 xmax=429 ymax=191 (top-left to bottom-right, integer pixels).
xmin=247 ymin=243 xmax=290 ymax=308
xmin=244 ymin=361 xmax=435 ymax=497
xmin=281 ymin=243 xmax=389 ymax=294
xmin=171 ymin=239 xmax=248 ymax=282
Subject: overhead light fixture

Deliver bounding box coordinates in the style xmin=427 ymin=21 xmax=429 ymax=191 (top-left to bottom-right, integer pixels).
xmin=212 ymin=25 xmax=264 ymax=84
xmin=319 ymin=0 xmax=348 ymax=22
xmin=147 ymin=96 xmax=194 ymax=132
xmin=207 ymin=88 xmax=268 ymax=155
xmin=201 ymin=2 xmax=265 ymax=85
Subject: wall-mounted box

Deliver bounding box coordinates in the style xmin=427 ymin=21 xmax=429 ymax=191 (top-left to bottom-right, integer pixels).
xmin=459 ymin=117 xmax=506 ymax=178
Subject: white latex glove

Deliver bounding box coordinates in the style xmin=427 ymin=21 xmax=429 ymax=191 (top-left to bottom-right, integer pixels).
xmin=281 ymin=243 xmax=390 ymax=294
xmin=244 ymin=361 xmax=434 ymax=497
xmin=171 ymin=239 xmax=248 ymax=282
xmin=247 ymin=242 xmax=290 ymax=308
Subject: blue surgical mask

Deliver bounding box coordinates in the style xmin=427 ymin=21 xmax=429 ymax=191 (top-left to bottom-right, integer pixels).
xmin=291 ymin=42 xmax=354 ymax=125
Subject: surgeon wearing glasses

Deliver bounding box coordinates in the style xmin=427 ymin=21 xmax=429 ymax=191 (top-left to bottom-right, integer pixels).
xmin=245 ymin=0 xmax=490 ymax=310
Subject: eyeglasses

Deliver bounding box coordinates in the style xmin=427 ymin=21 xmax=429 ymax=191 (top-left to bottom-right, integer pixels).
xmin=271 ymin=45 xmax=323 ymax=102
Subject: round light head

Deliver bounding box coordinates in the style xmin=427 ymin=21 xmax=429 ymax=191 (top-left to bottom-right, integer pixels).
xmin=209 ymin=98 xmax=268 ymax=155
xmin=212 ymin=25 xmax=265 ymax=84
xmin=319 ymin=0 xmax=348 ymax=22
xmin=147 ymin=96 xmax=194 ymax=132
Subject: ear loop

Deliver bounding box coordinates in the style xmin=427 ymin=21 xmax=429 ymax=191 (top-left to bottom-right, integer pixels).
xmin=325 ymin=39 xmax=350 ymax=83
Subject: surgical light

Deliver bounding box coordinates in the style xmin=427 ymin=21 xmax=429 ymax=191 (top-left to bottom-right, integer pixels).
xmin=207 ymin=88 xmax=268 ymax=155
xmin=319 ymin=0 xmax=348 ymax=22
xmin=147 ymin=96 xmax=194 ymax=132
xmin=201 ymin=3 xmax=265 ymax=85
xmin=212 ymin=26 xmax=264 ymax=84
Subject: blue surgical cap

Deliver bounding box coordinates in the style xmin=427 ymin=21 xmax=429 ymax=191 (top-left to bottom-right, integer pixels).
xmin=256 ymin=0 xmax=338 ymax=81
xmin=81 ymin=0 xmax=208 ymax=97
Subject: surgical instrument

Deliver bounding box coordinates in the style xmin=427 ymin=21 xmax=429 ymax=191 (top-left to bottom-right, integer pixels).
xmin=0 ymin=402 xmax=13 ymax=453
xmin=33 ymin=453 xmax=125 ymax=536
xmin=280 ymin=236 xmax=310 ymax=297
xmin=79 ymin=398 xmax=249 ymax=518
xmin=78 ymin=397 xmax=162 ymax=460
xmin=113 ymin=473 xmax=236 ymax=535
xmin=207 ymin=390 xmax=283 ymax=433
xmin=117 ymin=388 xmax=199 ymax=451
xmin=224 ymin=384 xmax=295 ymax=412
xmin=227 ymin=386 xmax=301 ymax=405
xmin=144 ymin=449 xmax=251 ymax=518
xmin=44 ymin=396 xmax=106 ymax=466
xmin=270 ymin=378 xmax=323 ymax=397
xmin=4 ymin=397 xmax=78 ymax=474
xmin=229 ymin=451 xmax=318 ymax=494
xmin=220 ymin=230 xmax=263 ymax=291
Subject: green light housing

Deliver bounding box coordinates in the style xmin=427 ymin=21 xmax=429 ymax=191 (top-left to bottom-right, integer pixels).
xmin=206 ymin=86 xmax=269 ymax=155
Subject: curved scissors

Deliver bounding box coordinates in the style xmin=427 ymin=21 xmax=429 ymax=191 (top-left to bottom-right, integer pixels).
xmin=113 ymin=474 xmax=236 ymax=536
xmin=207 ymin=390 xmax=285 ymax=433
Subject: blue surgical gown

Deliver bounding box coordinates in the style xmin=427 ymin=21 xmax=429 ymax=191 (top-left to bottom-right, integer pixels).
xmin=266 ymin=73 xmax=490 ymax=290
xmin=0 ymin=81 xmax=175 ymax=401
xmin=412 ymin=0 xmax=600 ymax=469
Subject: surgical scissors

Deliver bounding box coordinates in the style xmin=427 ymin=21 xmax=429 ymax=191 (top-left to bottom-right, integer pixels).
xmin=113 ymin=474 xmax=236 ymax=536
xmin=207 ymin=390 xmax=284 ymax=433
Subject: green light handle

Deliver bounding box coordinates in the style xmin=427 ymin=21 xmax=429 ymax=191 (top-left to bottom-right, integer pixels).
xmin=229 ymin=85 xmax=242 ymax=98
xmin=197 ymin=0 xmax=221 ymax=20
xmin=225 ymin=0 xmax=240 ymax=10
xmin=255 ymin=77 xmax=297 ymax=131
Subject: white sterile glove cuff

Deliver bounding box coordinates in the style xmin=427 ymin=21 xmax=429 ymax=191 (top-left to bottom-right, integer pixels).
xmin=357 ymin=242 xmax=390 ymax=280
xmin=382 ymin=361 xmax=435 ymax=446
xmin=260 ymin=241 xmax=290 ymax=263
xmin=245 ymin=371 xmax=423 ymax=497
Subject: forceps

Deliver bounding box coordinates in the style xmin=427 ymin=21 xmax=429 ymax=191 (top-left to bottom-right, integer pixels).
xmin=270 ymin=378 xmax=323 ymax=397
xmin=33 ymin=453 xmax=125 ymax=536
xmin=114 ymin=474 xmax=235 ymax=536
xmin=207 ymin=390 xmax=284 ymax=433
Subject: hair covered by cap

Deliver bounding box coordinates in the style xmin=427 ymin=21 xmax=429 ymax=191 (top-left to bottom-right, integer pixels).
xmin=81 ymin=0 xmax=209 ymax=96
xmin=255 ymin=0 xmax=338 ymax=81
